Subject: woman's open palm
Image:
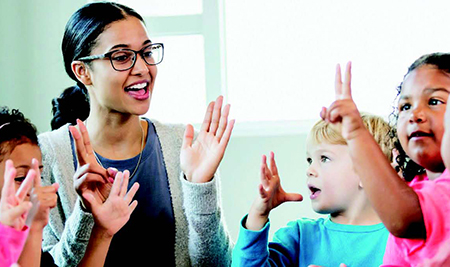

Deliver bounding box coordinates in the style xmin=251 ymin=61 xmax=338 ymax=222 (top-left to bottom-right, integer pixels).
xmin=180 ymin=96 xmax=235 ymax=183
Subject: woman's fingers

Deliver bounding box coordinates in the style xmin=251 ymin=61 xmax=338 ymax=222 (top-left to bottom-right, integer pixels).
xmin=219 ymin=119 xmax=235 ymax=149
xmin=200 ymin=101 xmax=215 ymax=133
xmin=182 ymin=124 xmax=195 ymax=149
xmin=119 ymin=170 xmax=130 ymax=197
xmin=125 ymin=183 xmax=140 ymax=205
xmin=69 ymin=125 xmax=88 ymax=166
xmin=208 ymin=96 xmax=224 ymax=135
xmin=77 ymin=119 xmax=95 ymax=158
xmin=216 ymin=103 xmax=230 ymax=141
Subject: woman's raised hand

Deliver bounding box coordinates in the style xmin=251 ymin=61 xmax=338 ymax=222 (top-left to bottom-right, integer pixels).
xmin=180 ymin=96 xmax=235 ymax=183
xmin=69 ymin=119 xmax=114 ymax=210
xmin=246 ymin=152 xmax=303 ymax=231
xmin=320 ymin=62 xmax=365 ymax=141
xmin=0 ymin=160 xmax=35 ymax=230
xmin=83 ymin=170 xmax=139 ymax=237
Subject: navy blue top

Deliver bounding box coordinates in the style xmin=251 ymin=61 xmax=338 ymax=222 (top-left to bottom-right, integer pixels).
xmin=70 ymin=119 xmax=175 ymax=266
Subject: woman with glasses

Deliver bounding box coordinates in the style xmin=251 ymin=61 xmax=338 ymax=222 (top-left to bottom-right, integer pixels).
xmin=38 ymin=2 xmax=234 ymax=266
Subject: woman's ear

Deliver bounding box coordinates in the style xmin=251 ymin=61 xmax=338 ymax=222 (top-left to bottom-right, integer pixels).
xmin=71 ymin=61 xmax=92 ymax=86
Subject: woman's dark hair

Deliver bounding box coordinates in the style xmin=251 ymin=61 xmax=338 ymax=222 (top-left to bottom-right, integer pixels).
xmin=390 ymin=52 xmax=450 ymax=181
xmin=0 ymin=107 xmax=39 ymax=161
xmin=51 ymin=2 xmax=144 ymax=129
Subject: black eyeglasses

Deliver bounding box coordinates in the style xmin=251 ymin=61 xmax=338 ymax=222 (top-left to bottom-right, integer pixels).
xmin=77 ymin=43 xmax=164 ymax=71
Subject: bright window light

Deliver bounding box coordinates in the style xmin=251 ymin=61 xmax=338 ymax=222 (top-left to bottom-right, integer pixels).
xmin=225 ymin=0 xmax=450 ymax=122
xmin=146 ymin=35 xmax=207 ymax=124
xmin=115 ymin=0 xmax=202 ymax=16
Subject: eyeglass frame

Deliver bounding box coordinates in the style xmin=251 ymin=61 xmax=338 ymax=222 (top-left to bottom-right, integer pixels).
xmin=77 ymin=43 xmax=164 ymax=71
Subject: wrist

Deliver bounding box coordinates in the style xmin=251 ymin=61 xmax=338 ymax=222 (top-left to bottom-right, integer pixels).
xmin=246 ymin=210 xmax=269 ymax=231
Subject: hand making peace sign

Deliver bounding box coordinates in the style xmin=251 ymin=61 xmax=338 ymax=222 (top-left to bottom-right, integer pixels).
xmin=0 ymin=160 xmax=35 ymax=230
xmin=320 ymin=62 xmax=365 ymax=141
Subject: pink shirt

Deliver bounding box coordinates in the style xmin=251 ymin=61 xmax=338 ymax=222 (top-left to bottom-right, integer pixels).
xmin=382 ymin=169 xmax=450 ymax=266
xmin=0 ymin=223 xmax=29 ymax=267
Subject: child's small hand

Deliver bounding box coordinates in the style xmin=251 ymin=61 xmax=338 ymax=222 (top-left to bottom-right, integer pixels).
xmin=82 ymin=170 xmax=139 ymax=237
xmin=247 ymin=152 xmax=303 ymax=231
xmin=26 ymin=158 xmax=59 ymax=230
xmin=0 ymin=160 xmax=35 ymax=230
xmin=320 ymin=62 xmax=365 ymax=141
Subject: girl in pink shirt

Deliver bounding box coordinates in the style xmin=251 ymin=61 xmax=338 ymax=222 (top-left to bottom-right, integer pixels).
xmin=320 ymin=53 xmax=450 ymax=266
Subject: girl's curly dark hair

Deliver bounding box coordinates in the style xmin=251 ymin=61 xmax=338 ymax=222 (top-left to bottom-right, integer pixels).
xmin=389 ymin=52 xmax=450 ymax=181
xmin=0 ymin=107 xmax=39 ymax=161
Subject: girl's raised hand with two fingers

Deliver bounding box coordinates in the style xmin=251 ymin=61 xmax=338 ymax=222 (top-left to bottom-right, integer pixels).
xmin=0 ymin=160 xmax=35 ymax=230
xmin=246 ymin=152 xmax=303 ymax=231
xmin=180 ymin=95 xmax=235 ymax=183
xmin=320 ymin=62 xmax=365 ymax=141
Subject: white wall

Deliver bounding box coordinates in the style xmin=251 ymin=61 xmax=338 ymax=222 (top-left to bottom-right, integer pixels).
xmin=0 ymin=0 xmax=322 ymax=244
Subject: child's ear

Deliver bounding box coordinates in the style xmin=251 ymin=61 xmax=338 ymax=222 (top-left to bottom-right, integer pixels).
xmin=71 ymin=61 xmax=92 ymax=86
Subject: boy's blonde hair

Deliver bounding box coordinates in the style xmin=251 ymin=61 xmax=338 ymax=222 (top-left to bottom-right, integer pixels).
xmin=309 ymin=113 xmax=394 ymax=161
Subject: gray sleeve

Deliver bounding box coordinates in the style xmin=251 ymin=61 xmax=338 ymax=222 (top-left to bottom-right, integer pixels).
xmin=39 ymin=129 xmax=95 ymax=267
xmin=43 ymin=201 xmax=94 ymax=267
xmin=181 ymin=172 xmax=234 ymax=266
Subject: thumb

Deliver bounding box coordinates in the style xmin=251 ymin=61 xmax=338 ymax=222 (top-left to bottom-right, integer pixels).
xmin=284 ymin=193 xmax=303 ymax=202
xmin=182 ymin=124 xmax=194 ymax=149
xmin=82 ymin=192 xmax=98 ymax=212
xmin=340 ymin=264 xmax=347 ymax=267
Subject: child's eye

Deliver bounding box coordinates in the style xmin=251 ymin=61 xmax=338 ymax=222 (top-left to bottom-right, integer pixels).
xmin=320 ymin=155 xmax=330 ymax=163
xmin=429 ymin=98 xmax=444 ymax=106
xmin=399 ymin=103 xmax=411 ymax=111
xmin=14 ymin=177 xmax=25 ymax=183
xmin=306 ymin=157 xmax=312 ymax=165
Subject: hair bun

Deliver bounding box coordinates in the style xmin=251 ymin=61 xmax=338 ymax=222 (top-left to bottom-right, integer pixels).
xmin=51 ymin=85 xmax=90 ymax=130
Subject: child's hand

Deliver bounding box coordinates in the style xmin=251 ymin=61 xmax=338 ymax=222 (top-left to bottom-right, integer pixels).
xmin=26 ymin=159 xmax=59 ymax=230
xmin=246 ymin=152 xmax=303 ymax=231
xmin=180 ymin=95 xmax=235 ymax=183
xmin=0 ymin=160 xmax=35 ymax=230
xmin=320 ymin=62 xmax=365 ymax=141
xmin=82 ymin=170 xmax=139 ymax=237
xmin=70 ymin=119 xmax=115 ymax=209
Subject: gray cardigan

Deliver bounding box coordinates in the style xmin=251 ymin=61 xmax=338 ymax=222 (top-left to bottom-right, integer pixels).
xmin=39 ymin=120 xmax=233 ymax=266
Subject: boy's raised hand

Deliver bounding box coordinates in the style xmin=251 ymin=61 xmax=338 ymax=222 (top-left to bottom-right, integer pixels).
xmin=246 ymin=152 xmax=303 ymax=231
xmin=320 ymin=62 xmax=365 ymax=141
xmin=0 ymin=160 xmax=35 ymax=230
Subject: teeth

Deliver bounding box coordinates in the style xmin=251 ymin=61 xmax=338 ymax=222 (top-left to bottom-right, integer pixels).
xmin=127 ymin=82 xmax=147 ymax=90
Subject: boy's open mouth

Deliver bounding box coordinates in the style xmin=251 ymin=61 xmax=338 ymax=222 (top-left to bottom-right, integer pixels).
xmin=308 ymin=185 xmax=321 ymax=199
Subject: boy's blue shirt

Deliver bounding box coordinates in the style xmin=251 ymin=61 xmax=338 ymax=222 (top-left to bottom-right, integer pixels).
xmin=232 ymin=215 xmax=389 ymax=267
